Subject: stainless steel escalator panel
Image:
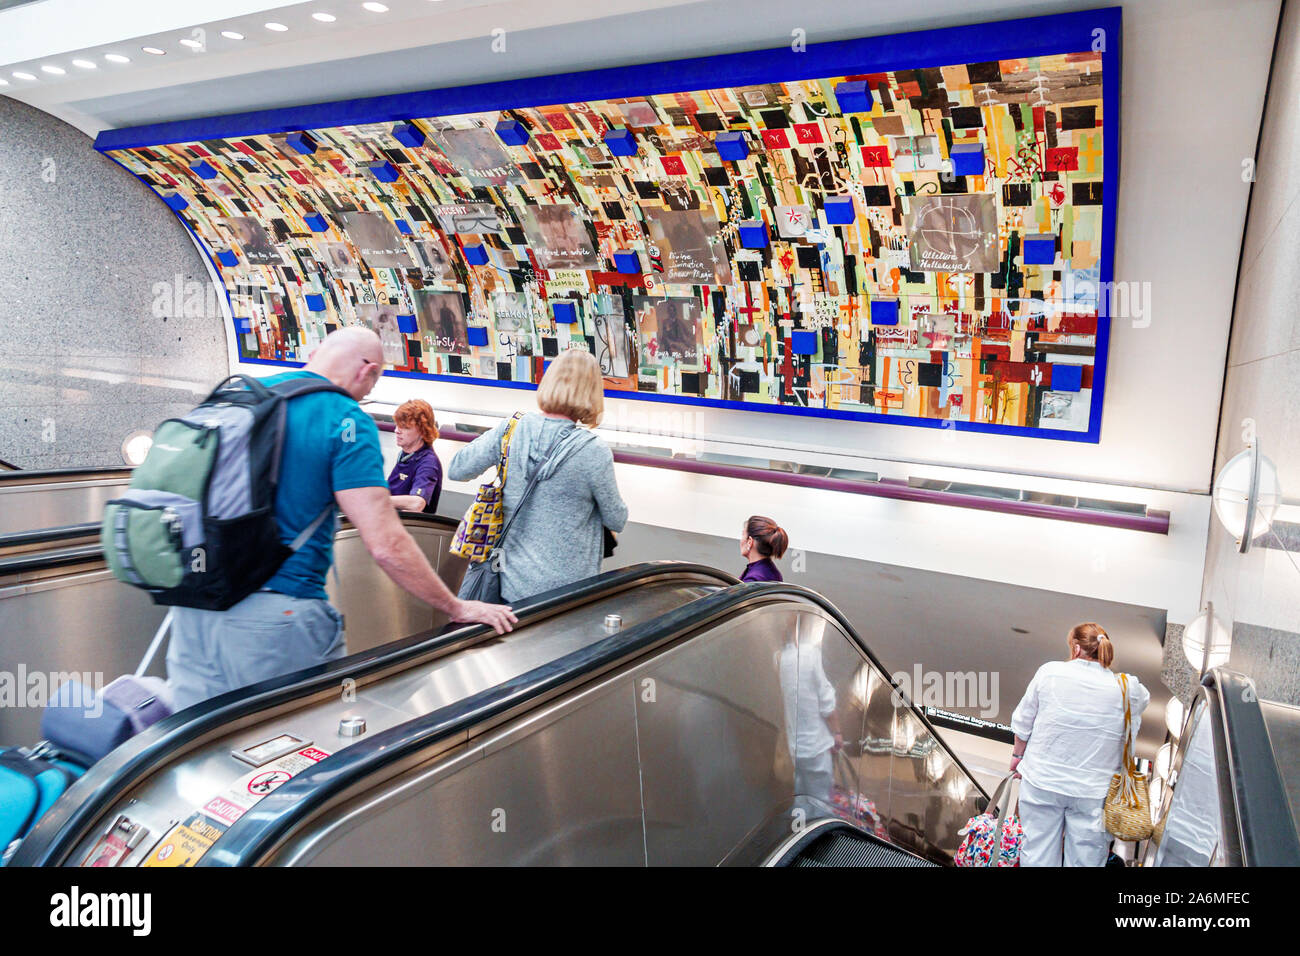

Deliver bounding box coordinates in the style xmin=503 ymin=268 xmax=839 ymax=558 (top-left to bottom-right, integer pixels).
xmin=255 ymin=593 xmax=984 ymax=867
xmin=0 ymin=473 xmax=131 ymax=535
xmin=52 ymin=576 xmax=718 ymax=868
xmin=1259 ymin=699 xmax=1300 ymax=839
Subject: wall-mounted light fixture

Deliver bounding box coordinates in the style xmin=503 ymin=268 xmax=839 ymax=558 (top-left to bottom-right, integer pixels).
xmin=1213 ymin=441 xmax=1282 ymax=554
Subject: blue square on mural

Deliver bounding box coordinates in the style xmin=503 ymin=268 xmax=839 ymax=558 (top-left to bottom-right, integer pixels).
xmin=950 ymin=143 xmax=985 ymax=176
xmin=462 ymin=243 xmax=489 ymax=265
xmin=614 ymin=249 xmax=641 ymax=274
xmin=791 ymin=330 xmax=817 ymax=355
xmin=391 ymin=121 xmax=425 ymax=148
xmin=304 ymin=213 xmax=328 ymax=232
xmin=604 ymin=127 xmax=637 ymax=156
xmin=1051 ymin=363 xmax=1082 ymax=392
xmin=495 ymin=119 xmax=530 ymax=146
xmin=286 ymin=131 xmax=318 ymax=155
xmin=305 ymin=294 xmax=326 ymax=312
xmin=217 ymin=249 xmax=238 ymax=267
xmin=162 ymin=191 xmax=188 ymax=211
xmin=552 ymin=301 xmax=578 ymax=324
xmin=467 ymin=325 xmax=489 ymax=347
xmin=189 ymin=160 xmax=217 ymax=180
xmin=739 ymin=220 xmax=768 ymax=248
xmin=235 ymin=317 xmax=252 ymax=333
xmin=1023 ymin=235 xmax=1056 ymax=265
xmin=835 ymin=80 xmax=873 ymax=114
xmin=871 ymin=300 xmax=899 ymax=326
xmin=823 ymin=195 xmax=855 ymax=225
xmin=716 ymin=131 xmax=749 ymax=161
xmin=365 ymin=160 xmax=400 ymax=183
xmin=395 ymin=219 xmax=413 ymax=235
xmin=397 ymin=314 xmax=418 ymax=334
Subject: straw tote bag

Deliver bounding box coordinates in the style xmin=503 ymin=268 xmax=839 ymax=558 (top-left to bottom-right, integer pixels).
xmin=1104 ymin=673 xmax=1153 ymax=841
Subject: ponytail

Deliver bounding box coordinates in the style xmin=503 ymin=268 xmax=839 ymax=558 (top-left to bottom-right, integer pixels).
xmin=1068 ymin=622 xmax=1114 ymax=669
xmin=746 ymin=515 xmax=789 ymax=559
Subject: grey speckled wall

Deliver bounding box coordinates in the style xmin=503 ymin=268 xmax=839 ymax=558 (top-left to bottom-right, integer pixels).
xmin=0 ymin=97 xmax=227 ymax=470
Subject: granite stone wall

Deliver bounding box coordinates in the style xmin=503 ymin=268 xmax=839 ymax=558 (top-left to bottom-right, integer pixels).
xmin=0 ymin=97 xmax=227 ymax=470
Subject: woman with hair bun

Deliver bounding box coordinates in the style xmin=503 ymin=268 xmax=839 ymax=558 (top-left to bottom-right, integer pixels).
xmin=1009 ymin=622 xmax=1150 ymax=866
xmin=740 ymin=515 xmax=789 ymax=583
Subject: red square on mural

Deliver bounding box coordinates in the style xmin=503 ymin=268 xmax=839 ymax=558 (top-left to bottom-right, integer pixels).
xmin=761 ymin=129 xmax=791 ymax=150
xmin=793 ymin=123 xmax=823 ymax=144
xmin=544 ymin=112 xmax=574 ymax=131
xmin=861 ymin=145 xmax=890 ymax=167
xmin=1045 ymin=147 xmax=1079 ymax=171
xmin=288 ymin=169 xmax=309 ymax=184
xmin=328 ymin=158 xmax=350 ymax=175
xmin=536 ymin=133 xmax=562 ymax=151
xmin=660 ymin=155 xmax=688 ymax=175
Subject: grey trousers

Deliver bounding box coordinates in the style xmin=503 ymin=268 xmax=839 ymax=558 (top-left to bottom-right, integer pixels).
xmin=166 ymin=591 xmax=345 ymax=711
xmin=1018 ymin=778 xmax=1111 ymax=867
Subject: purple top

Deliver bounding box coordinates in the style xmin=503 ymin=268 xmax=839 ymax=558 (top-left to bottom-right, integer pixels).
xmin=387 ymin=444 xmax=442 ymax=514
xmin=740 ymin=557 xmax=782 ymax=583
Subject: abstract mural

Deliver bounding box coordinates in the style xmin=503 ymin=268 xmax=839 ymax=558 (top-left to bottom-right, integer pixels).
xmin=101 ymin=11 xmax=1118 ymax=440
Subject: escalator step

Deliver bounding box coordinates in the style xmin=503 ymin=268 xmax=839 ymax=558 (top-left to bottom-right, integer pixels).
xmin=796 ymin=829 xmax=935 ymax=867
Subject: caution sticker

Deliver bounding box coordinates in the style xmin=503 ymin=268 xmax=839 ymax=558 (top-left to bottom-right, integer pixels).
xmin=200 ymin=745 xmax=332 ymax=829
xmin=141 ymin=813 xmax=227 ymax=868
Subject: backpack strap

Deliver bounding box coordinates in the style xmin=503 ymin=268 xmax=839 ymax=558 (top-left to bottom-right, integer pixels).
xmin=266 ymin=377 xmax=352 ymax=400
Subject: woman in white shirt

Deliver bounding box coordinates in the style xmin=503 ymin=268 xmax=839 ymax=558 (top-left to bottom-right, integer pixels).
xmin=1009 ymin=622 xmax=1150 ymax=866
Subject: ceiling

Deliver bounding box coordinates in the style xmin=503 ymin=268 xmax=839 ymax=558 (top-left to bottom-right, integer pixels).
xmin=0 ymin=0 xmax=1131 ymax=137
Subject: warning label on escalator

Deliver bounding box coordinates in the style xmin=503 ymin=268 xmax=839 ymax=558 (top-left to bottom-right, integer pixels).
xmin=140 ymin=745 xmax=332 ymax=867
xmin=140 ymin=813 xmax=226 ymax=868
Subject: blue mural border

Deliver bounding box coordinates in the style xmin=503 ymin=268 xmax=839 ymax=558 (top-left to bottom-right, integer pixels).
xmin=96 ymin=7 xmax=1121 ymax=444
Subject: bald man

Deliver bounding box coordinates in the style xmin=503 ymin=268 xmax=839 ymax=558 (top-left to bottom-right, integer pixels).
xmin=166 ymin=328 xmax=516 ymax=709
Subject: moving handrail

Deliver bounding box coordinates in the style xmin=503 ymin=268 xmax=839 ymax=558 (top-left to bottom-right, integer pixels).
xmin=1203 ymin=668 xmax=1300 ymax=866
xmin=0 ymin=466 xmax=131 ymax=485
xmin=14 ymin=561 xmax=738 ymax=867
xmin=199 ymin=581 xmax=988 ymax=867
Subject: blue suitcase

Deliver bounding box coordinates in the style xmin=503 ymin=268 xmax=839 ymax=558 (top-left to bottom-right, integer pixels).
xmin=1 ymin=746 xmax=87 ymax=864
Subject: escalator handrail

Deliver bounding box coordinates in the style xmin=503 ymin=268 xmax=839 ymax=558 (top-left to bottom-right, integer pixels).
xmin=0 ymin=466 xmax=132 ymax=485
xmin=15 ymin=560 xmax=737 ymax=866
xmin=1200 ymin=668 xmax=1300 ymax=866
xmin=0 ymin=512 xmax=461 ymax=577
xmin=201 ymin=580 xmax=989 ymax=867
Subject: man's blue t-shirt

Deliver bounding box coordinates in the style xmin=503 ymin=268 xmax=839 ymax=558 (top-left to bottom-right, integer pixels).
xmin=259 ymin=370 xmax=387 ymax=600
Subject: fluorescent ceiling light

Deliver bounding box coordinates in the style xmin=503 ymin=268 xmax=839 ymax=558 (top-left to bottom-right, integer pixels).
xmin=142 ymin=46 xmax=166 ymax=55
xmin=72 ymin=58 xmax=97 ymax=69
xmin=221 ymin=30 xmax=244 ymax=39
xmin=265 ymin=21 xmax=289 ymax=31
xmin=312 ymin=12 xmax=337 ymax=21
xmin=13 ymin=71 xmax=37 ymax=80
xmin=362 ymin=2 xmax=389 ymax=11
xmin=105 ymin=53 xmax=131 ymax=63
xmin=0 ymin=78 xmax=8 ymax=86
xmin=41 ymin=64 xmax=66 ymax=75
xmin=180 ymin=38 xmax=204 ymax=49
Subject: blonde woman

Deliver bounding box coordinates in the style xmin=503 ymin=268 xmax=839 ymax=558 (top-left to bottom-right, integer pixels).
xmin=448 ymin=349 xmax=628 ymax=602
xmin=1009 ymin=623 xmax=1150 ymax=866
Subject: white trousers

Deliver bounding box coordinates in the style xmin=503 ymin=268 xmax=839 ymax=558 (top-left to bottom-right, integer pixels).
xmin=1017 ymin=778 xmax=1111 ymax=867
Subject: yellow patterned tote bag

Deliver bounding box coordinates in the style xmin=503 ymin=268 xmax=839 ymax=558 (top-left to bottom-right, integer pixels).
xmin=1104 ymin=672 xmax=1154 ymax=841
xmin=450 ymin=413 xmax=523 ymax=563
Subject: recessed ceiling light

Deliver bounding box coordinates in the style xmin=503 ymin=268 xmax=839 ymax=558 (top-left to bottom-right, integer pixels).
xmin=142 ymin=46 xmax=166 ymax=55
xmin=0 ymin=78 xmax=9 ymax=86
xmin=362 ymin=2 xmax=389 ymax=11
xmin=13 ymin=71 xmax=37 ymax=80
xmin=72 ymin=58 xmax=97 ymax=69
xmin=180 ymin=38 xmax=203 ymax=49
xmin=41 ymin=64 xmax=66 ymax=75
xmin=105 ymin=53 xmax=131 ymax=63
xmin=313 ymin=12 xmax=337 ymax=21
xmin=221 ymin=30 xmax=244 ymax=40
xmin=265 ymin=21 xmax=289 ymax=31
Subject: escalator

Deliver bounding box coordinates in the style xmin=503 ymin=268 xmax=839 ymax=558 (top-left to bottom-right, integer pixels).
xmin=0 ymin=467 xmax=132 ymax=536
xmin=14 ymin=569 xmax=986 ymax=867
xmin=0 ymin=512 xmax=469 ymax=745
xmin=1146 ymin=668 xmax=1300 ymax=867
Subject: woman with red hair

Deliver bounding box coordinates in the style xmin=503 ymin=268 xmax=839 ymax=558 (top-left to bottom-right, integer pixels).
xmin=388 ymin=399 xmax=442 ymax=514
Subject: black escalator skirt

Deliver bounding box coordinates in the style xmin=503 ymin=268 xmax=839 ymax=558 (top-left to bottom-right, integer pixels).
xmin=784 ymin=825 xmax=936 ymax=868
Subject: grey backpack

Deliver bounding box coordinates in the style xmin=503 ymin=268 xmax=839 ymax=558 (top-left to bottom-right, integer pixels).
xmin=101 ymin=374 xmax=349 ymax=610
